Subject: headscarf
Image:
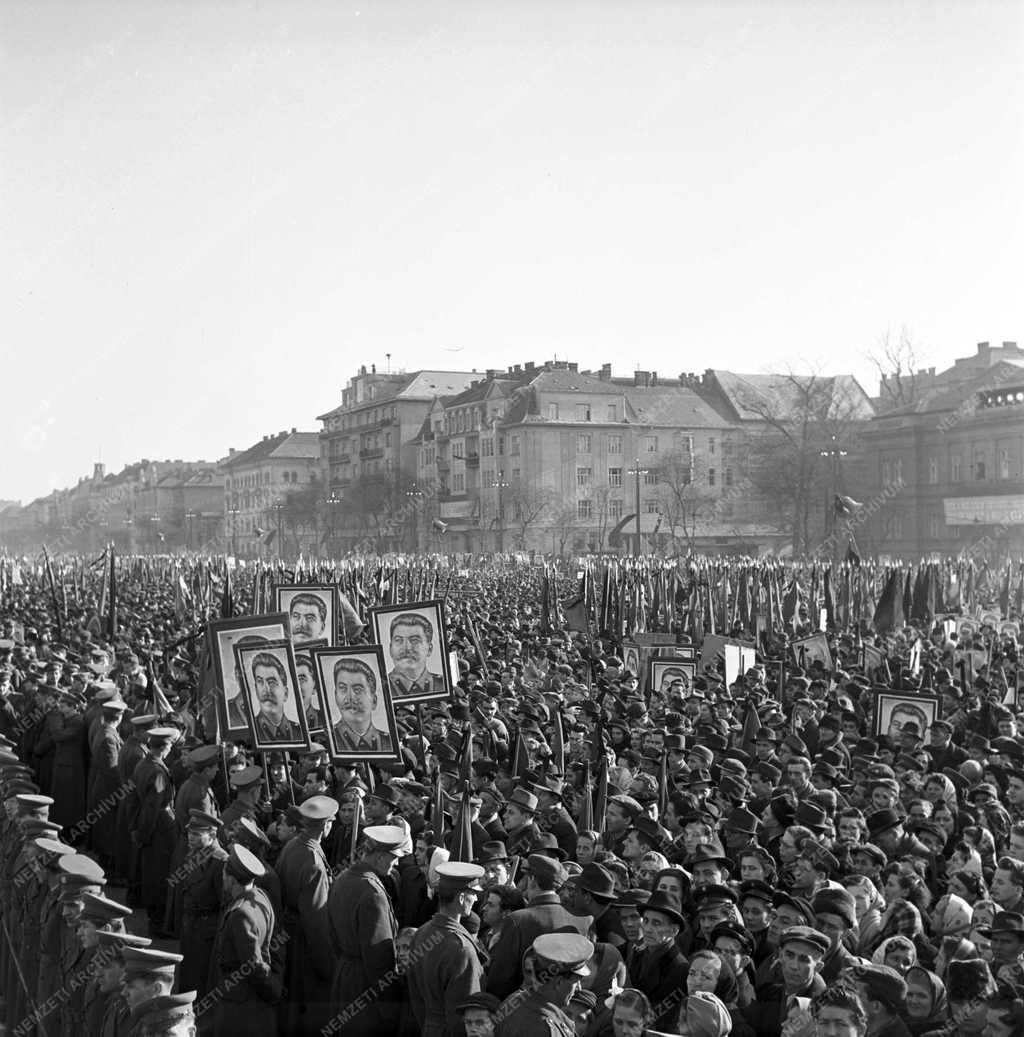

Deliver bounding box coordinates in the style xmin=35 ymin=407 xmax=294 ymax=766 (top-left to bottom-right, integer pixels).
xmin=872 ymin=935 xmax=917 ymax=969
xmin=904 ymin=965 xmax=948 ymax=1036
xmin=426 ymin=846 xmax=450 ymax=897
xmin=684 ymin=991 xmax=733 ymax=1037
xmin=931 ymin=893 xmax=972 ymax=938
xmin=924 ymin=773 xmax=958 ymax=813
xmin=934 ymin=935 xmax=979 ymax=981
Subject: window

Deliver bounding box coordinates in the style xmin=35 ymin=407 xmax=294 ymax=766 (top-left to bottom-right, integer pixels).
xmin=709 ymin=437 xmax=716 ymax=455
xmin=577 ymin=499 xmax=592 ymax=520
xmin=607 ymin=404 xmax=617 ymax=422
xmin=882 ymin=460 xmax=891 ymax=484
xmin=1000 ymin=448 xmax=1010 ymax=479
xmin=453 ymin=473 xmax=465 ymax=492
xmin=577 ymin=434 xmax=592 ymax=453
xmin=385 ymin=433 xmax=391 ymax=448
xmin=511 ymin=468 xmax=520 ymax=481
xmin=576 ymin=403 xmax=592 ymax=422
xmin=724 ymin=468 xmax=733 ymax=487
xmin=548 ymin=403 xmax=559 ymax=421
xmin=483 ymin=467 xmax=493 ymax=485
xmin=282 ymin=472 xmax=290 ymax=484
xmin=928 ymin=514 xmax=941 ymax=539
xmin=708 ymin=468 xmax=716 ymax=486
xmin=644 ymin=436 xmax=658 ymax=453
xmin=510 ymin=436 xmax=520 ymax=456
xmin=482 ymin=439 xmax=494 ymax=457
xmin=885 ymin=513 xmax=904 ymax=539
xmin=928 ymin=458 xmax=938 ymax=485
xmin=644 ymin=471 xmax=657 ymax=486
xmin=609 ymin=499 xmax=623 ymax=520
xmin=643 ymin=499 xmax=659 ymax=514
xmin=951 ymin=455 xmax=961 ymax=482
xmin=498 ymin=437 xmax=505 ymax=455
xmin=608 ymin=467 xmax=623 ymax=487
xmin=576 ymin=467 xmax=593 ymax=488
xmin=608 ymin=435 xmax=622 ymax=454
xmin=974 ymin=448 xmax=986 ymax=480
xmin=893 ymin=459 xmax=902 ymax=482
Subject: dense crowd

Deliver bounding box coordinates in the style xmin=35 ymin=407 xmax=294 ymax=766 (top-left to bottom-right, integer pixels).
xmin=1 ymin=556 xmax=1024 ymax=1037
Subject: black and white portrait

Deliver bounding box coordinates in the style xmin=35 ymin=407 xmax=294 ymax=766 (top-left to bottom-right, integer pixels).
xmin=233 ymin=637 xmax=311 ymax=751
xmin=874 ymin=692 xmax=939 ymax=743
xmin=370 ymin=599 xmax=452 ymax=704
xmin=276 ymin=585 xmax=339 ymax=646
xmin=649 ymin=660 xmax=696 ymax=694
xmin=209 ymin=613 xmax=290 ymax=739
xmin=294 ymin=639 xmax=329 ymax=737
xmin=313 ymin=646 xmax=400 ymax=762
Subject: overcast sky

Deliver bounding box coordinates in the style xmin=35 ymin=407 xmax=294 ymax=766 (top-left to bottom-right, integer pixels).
xmin=2 ymin=0 xmax=1022 ymax=504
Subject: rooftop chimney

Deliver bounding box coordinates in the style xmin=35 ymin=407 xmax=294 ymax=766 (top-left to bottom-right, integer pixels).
xmin=599 ymin=363 xmax=611 ymax=381
xmin=650 ymin=371 xmax=658 ymax=387
xmin=567 ymin=362 xmax=578 ymax=373
xmin=634 ymin=370 xmax=650 ymax=387
xmin=291 ymin=427 xmax=297 ymax=433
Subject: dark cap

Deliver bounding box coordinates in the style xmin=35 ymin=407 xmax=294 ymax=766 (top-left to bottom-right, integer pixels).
xmin=845 ymin=962 xmax=908 ymax=1009
xmin=456 ymin=992 xmax=501 ymax=1015
xmin=778 ymin=925 xmax=829 ymax=956
xmin=524 ymin=853 xmax=567 ymax=888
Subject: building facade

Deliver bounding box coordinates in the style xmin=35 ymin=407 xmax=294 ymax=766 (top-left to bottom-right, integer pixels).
xmin=220 ymin=429 xmax=321 ymax=558
xmin=861 ymin=341 xmax=1024 ymax=559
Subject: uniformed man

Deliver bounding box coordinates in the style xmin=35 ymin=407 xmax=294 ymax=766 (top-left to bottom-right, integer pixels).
xmin=407 ymin=861 xmax=486 ymax=1036
xmin=170 ymin=809 xmax=228 ymax=999
xmin=218 ymin=765 xmax=264 ymax=847
xmin=114 ymin=713 xmax=157 ymax=891
xmin=327 ymin=823 xmax=406 ymax=1037
xmin=209 ymin=843 xmax=278 ymax=1036
xmin=89 ymin=930 xmax=153 ymax=1037
xmin=495 ymin=933 xmax=594 ymax=1037
xmin=119 ymin=946 xmax=185 ymax=1036
xmin=130 ymin=727 xmax=179 ymax=936
xmin=275 ymin=793 xmax=337 ymax=1036
xmin=87 ymin=695 xmax=128 ymax=873
xmin=131 ymin=990 xmax=197 ymax=1037
xmin=70 ymin=890 xmax=134 ymax=1032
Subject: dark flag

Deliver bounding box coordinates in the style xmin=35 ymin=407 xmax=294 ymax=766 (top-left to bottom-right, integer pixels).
xmin=449 ymin=787 xmax=475 ymax=863
xmin=549 ymin=710 xmax=565 ymax=778
xmin=872 ymin=567 xmax=904 ymax=633
xmin=42 ymin=547 xmax=64 ymax=642
xmin=107 ymin=546 xmax=118 ymax=637
xmin=221 ymin=561 xmax=235 ymax=619
xmin=593 ymin=755 xmax=609 ymax=836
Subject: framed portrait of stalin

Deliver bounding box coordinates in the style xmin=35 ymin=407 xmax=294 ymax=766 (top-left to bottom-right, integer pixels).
xmin=293 ymin=639 xmax=329 ymax=738
xmin=873 ymin=691 xmax=939 ymax=744
xmin=208 ymin=612 xmax=290 ymax=741
xmin=312 ymin=645 xmax=401 ymax=763
xmin=275 ymin=585 xmax=339 ymax=647
xmin=370 ymin=599 xmax=453 ymax=705
xmin=233 ymin=637 xmax=312 ymax=752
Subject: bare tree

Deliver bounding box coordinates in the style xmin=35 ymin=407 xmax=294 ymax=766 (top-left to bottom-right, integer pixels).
xmin=869 ymin=327 xmax=928 ymax=412
xmin=654 ymin=447 xmax=719 ymax=553
xmin=505 ymin=481 xmax=557 ymax=550
xmin=744 ymin=372 xmax=869 ymax=555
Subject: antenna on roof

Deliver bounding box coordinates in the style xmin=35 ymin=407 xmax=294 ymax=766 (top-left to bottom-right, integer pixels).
xmin=386 ymin=353 xmax=391 ymax=374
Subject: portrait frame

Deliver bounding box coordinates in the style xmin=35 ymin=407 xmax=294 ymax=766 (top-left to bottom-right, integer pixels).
xmin=649 ymin=659 xmax=696 ymax=695
xmin=791 ymin=633 xmax=833 ymax=672
xmin=370 ymin=598 xmax=453 ymax=705
xmin=275 ymin=585 xmax=339 ymax=647
xmin=312 ymin=645 xmax=401 ymax=763
xmin=233 ymin=637 xmax=312 ymax=752
xmin=873 ymin=692 xmax=939 ymax=743
xmin=208 ymin=612 xmax=290 ymax=741
xmin=293 ymin=639 xmax=330 ymax=739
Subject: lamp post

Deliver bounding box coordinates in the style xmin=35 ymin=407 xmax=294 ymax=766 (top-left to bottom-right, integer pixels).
xmin=227 ymin=507 xmax=240 ymax=558
xmin=628 ymin=458 xmax=648 ymax=557
xmin=404 ymin=484 xmax=424 ymax=551
xmin=819 ymin=435 xmax=848 ymax=540
xmin=491 ymin=471 xmax=510 ymax=554
xmin=323 ymin=493 xmax=343 ymax=556
xmin=274 ymin=498 xmax=284 ymax=558
xmin=185 ymin=509 xmax=197 ymax=552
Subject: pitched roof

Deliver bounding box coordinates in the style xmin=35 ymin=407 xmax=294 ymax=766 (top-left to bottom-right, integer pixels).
xmin=625 ymin=388 xmax=735 ymax=428
xmin=874 ymin=359 xmax=1024 ymax=418
xmin=220 ymin=431 xmax=320 ymax=469
xmin=710 ymin=371 xmax=875 ymax=422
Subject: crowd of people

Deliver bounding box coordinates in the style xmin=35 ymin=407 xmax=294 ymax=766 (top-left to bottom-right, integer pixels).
xmin=1 ymin=555 xmax=1024 ymax=1037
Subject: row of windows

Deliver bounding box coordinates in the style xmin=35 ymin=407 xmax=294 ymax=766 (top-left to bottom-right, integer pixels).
xmin=334 ymin=405 xmax=398 ymax=431
xmin=226 ymin=470 xmax=303 ymax=492
xmin=884 ymin=449 xmax=1018 ymax=485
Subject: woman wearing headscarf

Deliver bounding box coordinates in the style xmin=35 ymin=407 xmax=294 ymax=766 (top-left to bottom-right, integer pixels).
xmin=871 ymin=935 xmax=917 ymax=974
xmin=843 ymin=874 xmax=885 ymax=956
xmin=927 ymin=892 xmax=973 ymax=945
xmin=674 ymin=991 xmax=734 ymax=1037
xmin=904 ymin=966 xmax=948 ymax=1036
xmin=868 ymin=895 xmax=936 ymax=968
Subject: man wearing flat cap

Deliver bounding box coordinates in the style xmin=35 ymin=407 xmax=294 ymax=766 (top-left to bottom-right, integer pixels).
xmin=486 ymin=852 xmax=592 ymax=1000
xmin=328 ymin=823 xmax=406 ymax=1036
xmin=841 ymin=962 xmax=909 ymax=1037
xmin=209 ymin=843 xmax=279 ymax=1036
xmin=407 ymin=862 xmax=486 ymax=1037
xmin=745 ymin=925 xmax=828 ymax=1036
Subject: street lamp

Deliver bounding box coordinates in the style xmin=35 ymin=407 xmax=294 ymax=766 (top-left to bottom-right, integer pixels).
xmin=273 ymin=498 xmax=284 ymax=558
xmin=323 ymin=493 xmax=343 ymax=555
xmin=490 ymin=471 xmax=510 ymax=554
xmin=628 ymin=458 xmax=649 ymax=557
xmin=404 ymin=485 xmax=424 ymax=552
xmin=819 ymin=435 xmax=849 ymax=539
xmin=185 ymin=509 xmax=197 ymax=552
xmin=227 ymin=507 xmax=240 ymax=558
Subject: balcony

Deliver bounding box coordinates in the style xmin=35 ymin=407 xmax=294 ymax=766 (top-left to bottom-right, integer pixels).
xmin=337 ymin=453 xmax=351 ymax=464
xmin=359 ymin=447 xmax=385 ymax=460
xmin=464 ymin=453 xmax=480 ymax=467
